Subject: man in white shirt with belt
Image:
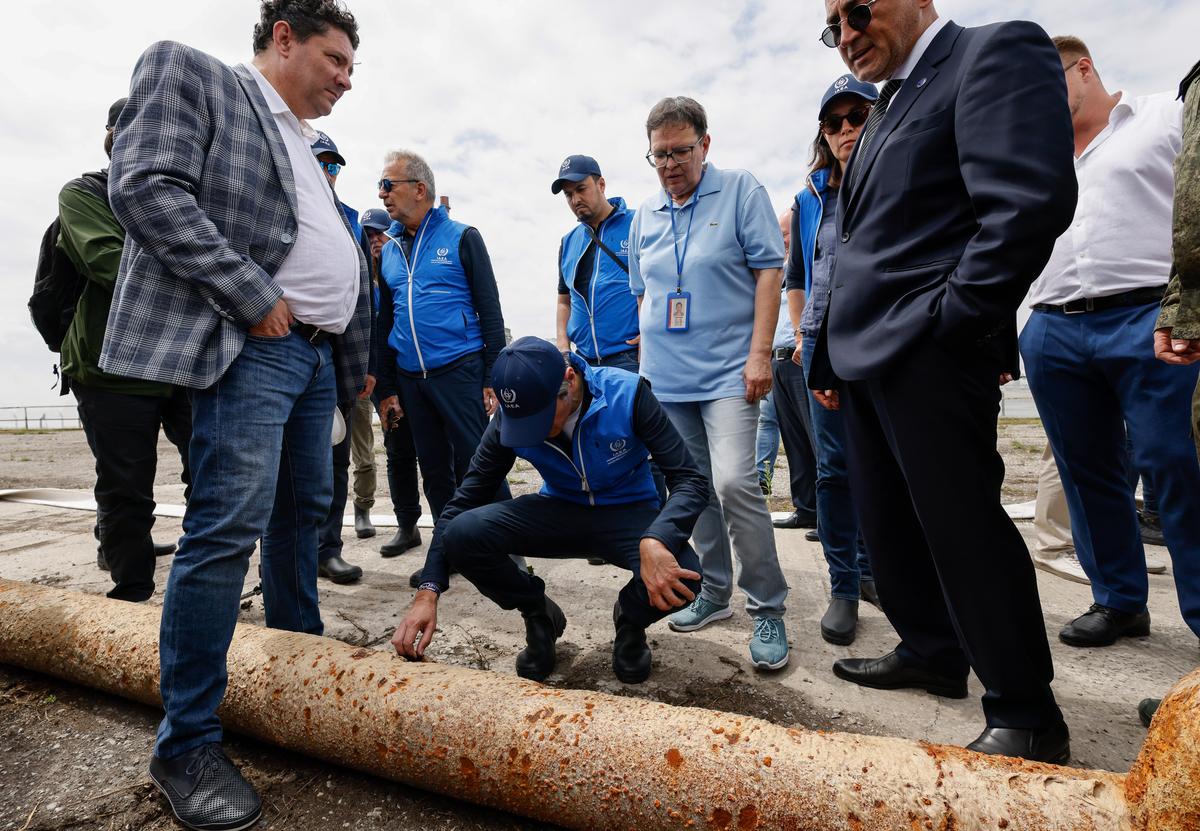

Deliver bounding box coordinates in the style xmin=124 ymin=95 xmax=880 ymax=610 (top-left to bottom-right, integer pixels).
xmin=1020 ymin=36 xmax=1200 ymax=654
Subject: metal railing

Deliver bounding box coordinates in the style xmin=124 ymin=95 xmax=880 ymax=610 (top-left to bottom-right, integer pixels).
xmin=0 ymin=406 xmax=81 ymax=430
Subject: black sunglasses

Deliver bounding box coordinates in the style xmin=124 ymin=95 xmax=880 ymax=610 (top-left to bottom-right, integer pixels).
xmin=820 ymin=0 xmax=878 ymax=48
xmin=820 ymin=105 xmax=872 ymax=135
xmin=377 ymin=178 xmax=420 ymax=193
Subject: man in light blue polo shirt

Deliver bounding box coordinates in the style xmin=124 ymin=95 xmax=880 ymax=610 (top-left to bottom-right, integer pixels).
xmin=629 ymin=95 xmax=790 ymax=670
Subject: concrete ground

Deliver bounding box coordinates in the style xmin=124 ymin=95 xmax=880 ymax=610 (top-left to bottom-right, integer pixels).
xmin=0 ymin=425 xmax=1196 ymax=829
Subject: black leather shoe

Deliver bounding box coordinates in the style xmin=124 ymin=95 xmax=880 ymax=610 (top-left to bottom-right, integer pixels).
xmin=149 ymin=743 xmax=262 ymax=831
xmin=860 ymin=578 xmax=880 ymax=608
xmin=966 ymin=722 xmax=1070 ymax=764
xmin=318 ymin=555 xmax=362 ymax=584
xmin=354 ymin=506 xmax=376 ymax=539
xmin=515 ymin=596 xmax=566 ymax=681
xmin=1139 ymin=511 xmax=1166 ymax=547
xmin=381 ymin=525 xmax=421 ymax=558
xmin=773 ymin=510 xmax=817 ymax=530
xmin=1059 ymin=603 xmax=1150 ymax=647
xmin=804 ymin=528 xmax=820 ymax=542
xmin=154 ymin=541 xmax=178 ymax=557
xmin=820 ymin=598 xmax=858 ymax=645
xmin=1138 ymin=698 xmax=1161 ymax=728
xmin=832 ymin=650 xmax=968 ymax=698
xmin=612 ymin=604 xmax=652 ymax=683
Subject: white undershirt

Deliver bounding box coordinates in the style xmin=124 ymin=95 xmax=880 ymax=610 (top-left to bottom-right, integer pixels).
xmin=245 ymin=64 xmax=359 ymax=333
xmin=1027 ymin=91 xmax=1183 ymax=306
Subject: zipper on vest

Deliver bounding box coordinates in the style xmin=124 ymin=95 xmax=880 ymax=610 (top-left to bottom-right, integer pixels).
xmin=575 ymin=426 xmax=594 ymax=506
xmin=542 ymin=439 xmax=593 ymax=506
xmin=400 ymin=219 xmax=432 ymax=378
xmin=587 ymin=215 xmax=608 ymax=363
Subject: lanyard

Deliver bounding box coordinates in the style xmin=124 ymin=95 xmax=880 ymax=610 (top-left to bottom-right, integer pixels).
xmin=668 ymin=193 xmax=698 ymax=294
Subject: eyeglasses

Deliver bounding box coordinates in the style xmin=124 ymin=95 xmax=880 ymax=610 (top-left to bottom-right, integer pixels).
xmin=377 ymin=178 xmax=420 ymax=193
xmin=645 ymin=139 xmax=704 ymax=169
xmin=819 ymin=105 xmax=872 ymax=135
xmin=1062 ymin=58 xmax=1081 ymax=73
xmin=820 ymin=0 xmax=878 ymax=48
xmin=319 ymin=161 xmax=341 ymax=177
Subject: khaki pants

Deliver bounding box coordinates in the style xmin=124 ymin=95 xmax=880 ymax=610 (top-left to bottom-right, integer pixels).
xmin=1034 ymin=442 xmax=1073 ymax=557
xmin=350 ymin=397 xmax=376 ymax=510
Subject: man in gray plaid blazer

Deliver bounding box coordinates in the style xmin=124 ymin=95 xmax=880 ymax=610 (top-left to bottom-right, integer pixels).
xmin=103 ymin=3 xmax=365 ymax=827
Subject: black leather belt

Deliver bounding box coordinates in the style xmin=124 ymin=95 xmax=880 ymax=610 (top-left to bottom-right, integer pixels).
xmin=290 ymin=321 xmax=334 ymax=345
xmin=1032 ymin=286 xmax=1165 ymax=315
xmin=771 ymin=346 xmax=796 ymax=361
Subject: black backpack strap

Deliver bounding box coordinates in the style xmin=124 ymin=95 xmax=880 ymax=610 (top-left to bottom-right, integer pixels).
xmin=585 ymin=226 xmax=628 ymax=274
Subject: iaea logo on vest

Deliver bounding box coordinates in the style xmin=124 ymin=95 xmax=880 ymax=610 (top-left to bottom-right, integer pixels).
xmin=431 ymin=247 xmax=452 ymax=265
xmin=607 ymin=438 xmax=630 ymax=464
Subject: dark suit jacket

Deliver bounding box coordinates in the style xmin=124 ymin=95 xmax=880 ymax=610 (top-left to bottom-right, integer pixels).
xmin=809 ymin=21 xmax=1077 ymax=387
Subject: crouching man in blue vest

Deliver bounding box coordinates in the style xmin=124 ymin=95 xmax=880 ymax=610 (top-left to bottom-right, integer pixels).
xmin=392 ymin=336 xmax=707 ymax=683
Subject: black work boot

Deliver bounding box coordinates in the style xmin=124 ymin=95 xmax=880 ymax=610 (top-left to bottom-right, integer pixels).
xmin=612 ymin=604 xmax=652 ymax=684
xmin=382 ymin=525 xmax=422 ymax=558
xmin=820 ymin=597 xmax=859 ymax=645
xmin=515 ymin=596 xmax=566 ymax=681
xmin=354 ymin=506 xmax=376 ymax=539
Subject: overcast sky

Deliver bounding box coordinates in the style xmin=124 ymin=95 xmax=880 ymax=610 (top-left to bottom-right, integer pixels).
xmin=2 ymin=0 xmax=1196 ymax=411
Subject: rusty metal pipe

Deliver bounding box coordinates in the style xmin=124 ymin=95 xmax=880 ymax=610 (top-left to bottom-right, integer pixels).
xmin=0 ymin=579 xmax=1193 ymax=830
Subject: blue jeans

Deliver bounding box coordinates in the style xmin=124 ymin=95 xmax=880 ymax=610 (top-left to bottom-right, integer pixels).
xmin=156 ymin=332 xmax=336 ymax=759
xmin=583 ymin=348 xmax=640 ymax=372
xmin=1022 ymin=304 xmax=1200 ymax=636
xmin=755 ymin=392 xmax=780 ymax=482
xmin=660 ymin=397 xmax=787 ymax=617
xmin=801 ymin=337 xmax=873 ymax=599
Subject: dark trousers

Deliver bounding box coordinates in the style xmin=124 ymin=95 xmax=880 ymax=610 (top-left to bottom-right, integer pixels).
xmin=396 ymin=353 xmax=509 ymax=520
xmin=442 ymin=494 xmax=702 ymax=629
xmin=1022 ymin=304 xmax=1200 ymax=635
xmin=382 ymin=410 xmax=422 ymax=527
xmin=318 ymin=401 xmax=354 ymax=563
xmin=772 ymin=355 xmax=817 ymax=516
xmin=73 ymin=381 xmax=192 ymax=602
xmin=840 ymin=339 xmax=1060 ymax=729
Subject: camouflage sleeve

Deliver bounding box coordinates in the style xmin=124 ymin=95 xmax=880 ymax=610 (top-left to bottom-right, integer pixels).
xmin=1161 ymin=81 xmax=1200 ymax=338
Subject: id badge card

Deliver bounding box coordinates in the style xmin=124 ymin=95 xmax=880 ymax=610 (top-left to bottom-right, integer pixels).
xmin=665 ymin=290 xmax=692 ymax=333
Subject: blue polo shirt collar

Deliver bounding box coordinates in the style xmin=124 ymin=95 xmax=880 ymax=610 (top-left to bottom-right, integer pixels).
xmin=654 ymin=164 xmax=723 ymax=211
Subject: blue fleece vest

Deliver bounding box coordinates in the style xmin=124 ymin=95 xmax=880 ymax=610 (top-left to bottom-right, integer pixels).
xmin=380 ymin=206 xmax=484 ymax=374
xmin=559 ymin=198 xmax=639 ymax=361
xmin=513 ymin=356 xmax=658 ymax=506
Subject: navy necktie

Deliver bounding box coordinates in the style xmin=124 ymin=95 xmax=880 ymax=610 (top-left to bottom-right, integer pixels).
xmin=847 ymin=78 xmax=905 ymax=192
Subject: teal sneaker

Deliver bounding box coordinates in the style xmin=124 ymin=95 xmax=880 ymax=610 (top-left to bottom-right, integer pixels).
xmin=668 ymin=597 xmax=732 ymax=632
xmin=749 ymin=617 xmax=789 ymax=670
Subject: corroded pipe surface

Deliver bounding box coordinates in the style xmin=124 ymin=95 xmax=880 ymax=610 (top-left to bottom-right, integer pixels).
xmin=0 ymin=578 xmax=1187 ymax=830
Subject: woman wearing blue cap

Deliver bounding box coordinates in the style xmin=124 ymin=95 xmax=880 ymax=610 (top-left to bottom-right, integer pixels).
xmin=789 ymin=75 xmax=883 ymax=646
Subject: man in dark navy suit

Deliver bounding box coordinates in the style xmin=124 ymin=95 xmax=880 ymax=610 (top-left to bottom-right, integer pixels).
xmin=808 ymin=0 xmax=1078 ymax=762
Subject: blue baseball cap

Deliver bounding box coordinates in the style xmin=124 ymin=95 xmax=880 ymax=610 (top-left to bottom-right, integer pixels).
xmin=310 ymin=130 xmax=347 ymax=166
xmin=551 ymin=154 xmax=602 ymax=194
xmin=360 ymin=208 xmax=391 ymax=231
xmin=492 ymin=337 xmax=567 ymax=447
xmin=819 ymin=74 xmax=879 ymax=119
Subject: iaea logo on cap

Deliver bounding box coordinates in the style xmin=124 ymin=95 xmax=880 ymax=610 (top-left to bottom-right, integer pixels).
xmin=500 ymin=388 xmax=518 ymax=405
xmin=835 ymin=75 xmax=850 ymax=90
xmin=560 ymin=158 xmax=572 ymax=172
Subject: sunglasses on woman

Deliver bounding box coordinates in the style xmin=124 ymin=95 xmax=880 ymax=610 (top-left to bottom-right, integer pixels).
xmin=820 ymin=105 xmax=872 ymax=135
xmin=820 ymin=0 xmax=878 ymax=48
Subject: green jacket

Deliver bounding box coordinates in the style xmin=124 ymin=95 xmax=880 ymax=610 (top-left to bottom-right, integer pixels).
xmin=57 ymin=176 xmax=170 ymax=396
xmin=1159 ymin=60 xmax=1200 ymax=339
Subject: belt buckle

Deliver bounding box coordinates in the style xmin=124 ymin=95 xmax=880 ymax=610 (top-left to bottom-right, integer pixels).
xmin=307 ymin=326 xmax=323 ymax=345
xmin=1063 ymin=298 xmax=1094 ymax=315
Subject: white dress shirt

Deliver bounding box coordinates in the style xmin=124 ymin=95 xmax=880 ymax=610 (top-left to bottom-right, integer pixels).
xmin=245 ymin=63 xmax=359 ymax=333
xmin=892 ymin=15 xmax=949 ymax=83
xmin=1027 ymin=91 xmax=1183 ymax=306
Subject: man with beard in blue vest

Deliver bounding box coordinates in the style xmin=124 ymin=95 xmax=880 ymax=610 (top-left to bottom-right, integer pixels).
xmin=392 ymin=337 xmax=707 ymax=684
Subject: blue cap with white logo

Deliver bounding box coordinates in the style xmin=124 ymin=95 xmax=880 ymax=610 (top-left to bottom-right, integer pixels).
xmin=310 ymin=130 xmax=347 ymax=166
xmin=551 ymin=154 xmax=602 ymax=194
xmin=819 ymin=74 xmax=879 ymax=119
xmin=492 ymin=337 xmax=568 ymax=447
xmin=360 ymin=208 xmax=391 ymax=231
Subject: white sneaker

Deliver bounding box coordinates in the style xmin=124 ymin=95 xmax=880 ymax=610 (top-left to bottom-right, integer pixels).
xmin=1032 ymin=550 xmax=1091 ymax=585
xmin=1144 ymin=549 xmax=1169 ymax=575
